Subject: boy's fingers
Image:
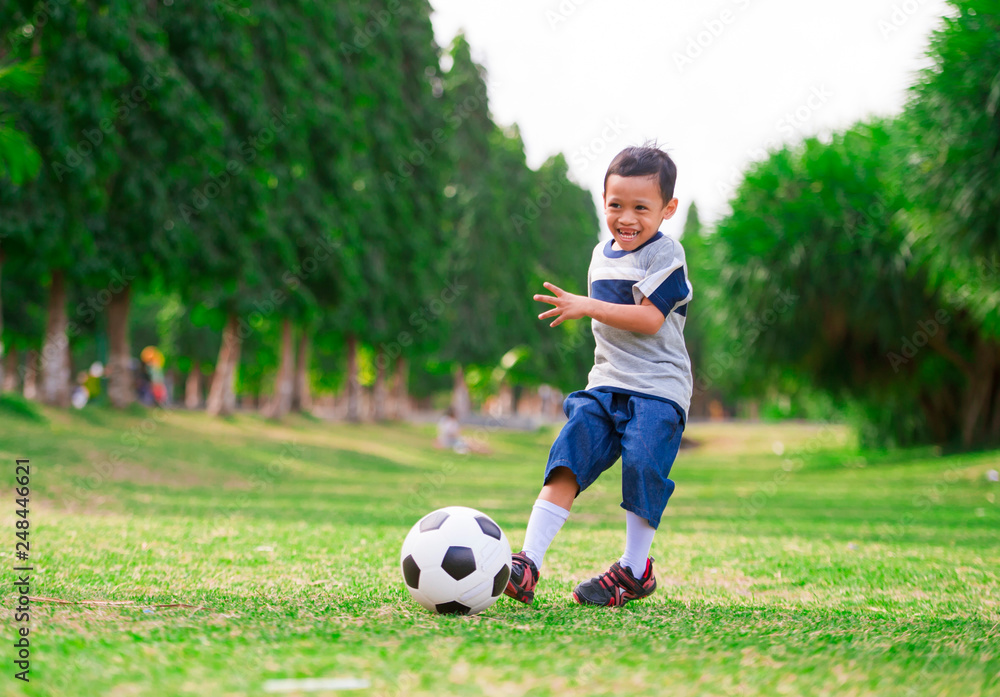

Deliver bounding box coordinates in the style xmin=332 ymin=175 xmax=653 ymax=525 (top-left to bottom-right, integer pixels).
xmin=539 ymin=308 xmax=559 ymax=319
xmin=544 ymin=282 xmax=565 ymax=296
xmin=533 ymin=294 xmax=558 ymax=304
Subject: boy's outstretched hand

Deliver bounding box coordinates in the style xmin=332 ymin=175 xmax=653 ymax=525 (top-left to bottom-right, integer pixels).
xmin=534 ymin=282 xmax=591 ymax=327
xmin=533 ymin=281 xmax=667 ymax=335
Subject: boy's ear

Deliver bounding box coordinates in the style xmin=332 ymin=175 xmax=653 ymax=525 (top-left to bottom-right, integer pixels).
xmin=661 ymin=198 xmax=679 ymax=220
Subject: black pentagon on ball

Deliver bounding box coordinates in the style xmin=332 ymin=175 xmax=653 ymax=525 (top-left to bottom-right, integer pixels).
xmin=475 ymin=516 xmax=502 ymax=540
xmin=402 ymin=554 xmax=420 ymax=588
xmin=441 ymin=546 xmax=477 ymax=580
xmin=435 ymin=601 xmax=471 ymax=615
xmin=419 ymin=510 xmax=449 ymax=532
xmin=492 ymin=564 xmax=511 ymax=597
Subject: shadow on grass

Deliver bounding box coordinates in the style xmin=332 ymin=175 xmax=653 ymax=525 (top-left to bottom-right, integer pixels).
xmin=0 ymin=392 xmax=48 ymax=423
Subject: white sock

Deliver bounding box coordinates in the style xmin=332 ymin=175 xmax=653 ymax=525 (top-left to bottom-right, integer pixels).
xmin=619 ymin=510 xmax=656 ymax=578
xmin=521 ymin=499 xmax=570 ymax=570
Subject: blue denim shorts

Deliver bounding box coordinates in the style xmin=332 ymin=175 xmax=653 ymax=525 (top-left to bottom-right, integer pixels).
xmin=544 ymin=389 xmax=684 ymax=529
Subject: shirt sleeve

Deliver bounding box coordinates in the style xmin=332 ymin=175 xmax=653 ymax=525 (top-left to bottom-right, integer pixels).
xmin=632 ymin=238 xmax=693 ymax=317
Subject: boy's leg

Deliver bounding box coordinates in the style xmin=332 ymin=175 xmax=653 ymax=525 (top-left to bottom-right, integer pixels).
xmin=506 ymin=391 xmax=620 ymax=604
xmin=538 ymin=465 xmax=579 ymax=510
xmin=573 ymin=397 xmax=683 ymax=607
xmin=619 ymin=509 xmax=656 ymax=577
xmin=521 ymin=466 xmax=577 ymax=569
xmin=618 ymin=398 xmax=683 ymax=531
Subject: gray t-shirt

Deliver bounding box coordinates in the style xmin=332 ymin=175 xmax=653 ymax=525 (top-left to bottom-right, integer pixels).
xmin=585 ymin=231 xmax=693 ymax=419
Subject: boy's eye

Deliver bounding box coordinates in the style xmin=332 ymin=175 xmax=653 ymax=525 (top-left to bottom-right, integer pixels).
xmin=636 ymin=206 xmax=647 ymax=210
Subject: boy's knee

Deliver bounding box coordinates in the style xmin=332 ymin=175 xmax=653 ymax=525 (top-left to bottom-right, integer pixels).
xmin=546 ymin=465 xmax=581 ymax=494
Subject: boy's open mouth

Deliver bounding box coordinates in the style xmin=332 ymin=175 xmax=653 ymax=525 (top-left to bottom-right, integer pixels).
xmin=617 ymin=229 xmax=639 ymax=241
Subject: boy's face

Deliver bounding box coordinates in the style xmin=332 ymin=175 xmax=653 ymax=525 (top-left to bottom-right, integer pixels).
xmin=603 ymin=174 xmax=678 ymax=251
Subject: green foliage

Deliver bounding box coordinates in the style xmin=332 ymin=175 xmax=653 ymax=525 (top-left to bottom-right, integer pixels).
xmin=426 ymin=39 xmax=598 ymax=392
xmin=0 ymin=57 xmax=42 ymax=184
xmin=902 ymin=0 xmax=1000 ymax=351
xmin=712 ymin=119 xmax=1000 ymax=447
xmin=661 ymin=1 xmax=999 ymax=448
xmin=678 ymin=202 xmax=724 ymax=409
xmin=0 ymin=3 xmax=600 ymax=409
xmin=907 ymin=0 xmax=1000 ymax=263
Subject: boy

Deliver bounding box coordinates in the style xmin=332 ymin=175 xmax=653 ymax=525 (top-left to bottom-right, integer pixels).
xmin=504 ymin=144 xmax=692 ymax=607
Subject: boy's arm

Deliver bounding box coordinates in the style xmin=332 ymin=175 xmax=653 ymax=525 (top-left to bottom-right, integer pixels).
xmin=534 ymin=282 xmax=665 ymax=335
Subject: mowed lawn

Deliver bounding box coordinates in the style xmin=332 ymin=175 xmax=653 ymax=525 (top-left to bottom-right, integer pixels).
xmin=1 ymin=397 xmax=998 ymax=697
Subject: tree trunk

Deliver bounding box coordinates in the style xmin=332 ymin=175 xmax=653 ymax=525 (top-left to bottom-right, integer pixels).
xmin=390 ymin=356 xmax=409 ymax=420
xmin=452 ymin=364 xmax=470 ymax=418
xmin=65 ymin=338 xmax=73 ymax=401
xmin=22 ymin=349 xmax=38 ymax=399
xmin=291 ymin=329 xmax=312 ymax=413
xmin=497 ymin=383 xmax=514 ymax=417
xmin=41 ymin=270 xmax=71 ymax=407
xmin=106 ymin=286 xmax=133 ymax=408
xmin=266 ymin=318 xmax=295 ymax=420
xmin=373 ymin=347 xmax=388 ymax=421
xmin=207 ymin=314 xmax=242 ymax=417
xmin=2 ymin=347 xmax=18 ymax=393
xmin=345 ymin=334 xmax=361 ymax=422
xmin=185 ymin=363 xmax=202 ymax=409
xmin=224 ymin=354 xmax=239 ymax=413
xmin=961 ymin=340 xmax=997 ymax=447
xmin=989 ymin=374 xmax=1000 ymax=443
xmin=166 ymin=368 xmax=177 ymax=406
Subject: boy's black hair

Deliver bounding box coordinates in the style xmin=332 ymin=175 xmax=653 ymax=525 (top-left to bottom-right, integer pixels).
xmin=603 ymin=142 xmax=677 ymax=204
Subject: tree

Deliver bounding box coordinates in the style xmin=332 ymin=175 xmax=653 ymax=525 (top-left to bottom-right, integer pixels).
xmin=904 ymin=0 xmax=1000 ymax=445
xmin=0 ymin=56 xmax=43 ymax=390
xmin=0 ymin=2 xmax=112 ymax=407
xmin=157 ymin=1 xmax=298 ymax=416
xmin=676 ymin=202 xmax=725 ymax=417
xmin=514 ymin=154 xmax=599 ymax=394
xmin=715 ymin=119 xmax=1000 ymax=447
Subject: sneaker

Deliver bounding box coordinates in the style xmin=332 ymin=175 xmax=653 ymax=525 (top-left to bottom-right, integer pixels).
xmin=572 ymin=558 xmax=656 ymax=607
xmin=504 ymin=552 xmax=540 ymax=604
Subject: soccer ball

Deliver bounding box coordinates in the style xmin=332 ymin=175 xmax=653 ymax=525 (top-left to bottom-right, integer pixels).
xmin=400 ymin=506 xmax=512 ymax=615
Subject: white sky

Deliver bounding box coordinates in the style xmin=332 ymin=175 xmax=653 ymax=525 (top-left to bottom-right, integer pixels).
xmin=429 ymin=0 xmax=952 ymax=240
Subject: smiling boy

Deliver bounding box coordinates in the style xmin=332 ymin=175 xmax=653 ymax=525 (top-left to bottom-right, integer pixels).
xmin=504 ymin=144 xmax=692 ymax=607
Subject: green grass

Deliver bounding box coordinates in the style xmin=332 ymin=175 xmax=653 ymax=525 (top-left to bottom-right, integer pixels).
xmin=1 ymin=405 xmax=998 ymax=696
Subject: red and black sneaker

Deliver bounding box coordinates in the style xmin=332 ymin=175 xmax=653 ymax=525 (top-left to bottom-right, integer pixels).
xmin=572 ymin=558 xmax=657 ymax=607
xmin=504 ymin=552 xmax=540 ymax=604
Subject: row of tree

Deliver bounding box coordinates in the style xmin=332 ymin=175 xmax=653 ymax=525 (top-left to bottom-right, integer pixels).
xmin=686 ymin=0 xmax=1000 ymax=448
xmin=3 ymin=0 xmax=996 ymax=450
xmin=0 ymin=1 xmax=598 ymax=419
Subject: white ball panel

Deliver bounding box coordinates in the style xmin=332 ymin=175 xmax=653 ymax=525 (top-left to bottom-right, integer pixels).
xmin=475 ymin=534 xmax=511 ymax=575
xmin=457 ymin=578 xmax=492 ymax=605
xmin=406 ymin=531 xmax=449 ymax=569
xmin=407 ymin=586 xmax=436 ymax=612
xmin=417 ymin=566 xmax=460 ymax=605
xmin=437 ymin=519 xmax=486 ymax=549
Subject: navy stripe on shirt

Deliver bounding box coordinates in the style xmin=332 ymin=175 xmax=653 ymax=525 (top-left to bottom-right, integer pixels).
xmin=646 ymin=267 xmax=689 ymax=317
xmin=591 ymin=279 xmax=635 ymax=306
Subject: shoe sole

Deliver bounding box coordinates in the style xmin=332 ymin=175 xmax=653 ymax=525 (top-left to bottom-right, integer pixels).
xmin=504 ymin=592 xmax=534 ymax=604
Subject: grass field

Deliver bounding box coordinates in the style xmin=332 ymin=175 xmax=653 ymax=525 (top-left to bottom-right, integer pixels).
xmin=1 ymin=395 xmax=998 ymax=697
